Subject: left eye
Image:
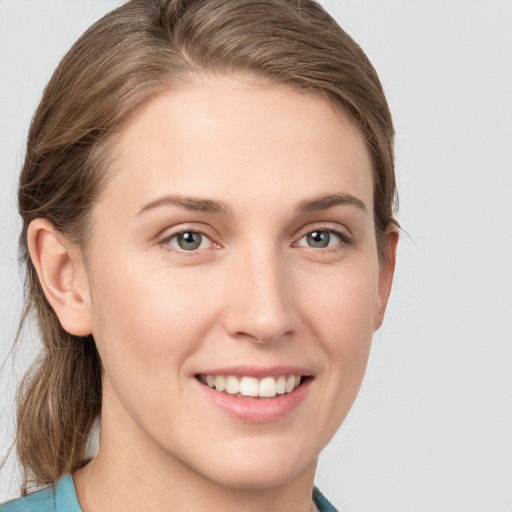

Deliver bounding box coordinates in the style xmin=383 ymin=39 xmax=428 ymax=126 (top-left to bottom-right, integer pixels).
xmin=297 ymin=230 xmax=342 ymax=249
xmin=166 ymin=231 xmax=213 ymax=251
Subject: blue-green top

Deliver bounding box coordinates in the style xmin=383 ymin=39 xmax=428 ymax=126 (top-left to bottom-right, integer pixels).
xmin=1 ymin=475 xmax=80 ymax=512
xmin=1 ymin=475 xmax=338 ymax=511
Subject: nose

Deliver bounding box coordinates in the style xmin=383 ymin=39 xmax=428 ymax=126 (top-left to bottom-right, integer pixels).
xmin=221 ymin=247 xmax=296 ymax=344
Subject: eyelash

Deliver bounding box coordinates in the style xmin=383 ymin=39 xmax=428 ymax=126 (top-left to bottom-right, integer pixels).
xmin=157 ymin=225 xmax=354 ymax=254
xmin=293 ymin=226 xmax=354 ymax=252
xmin=158 ymin=226 xmax=218 ymax=254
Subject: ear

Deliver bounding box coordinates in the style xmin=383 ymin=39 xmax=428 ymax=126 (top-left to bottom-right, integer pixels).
xmin=373 ymin=226 xmax=399 ymax=331
xmin=27 ymin=218 xmax=92 ymax=336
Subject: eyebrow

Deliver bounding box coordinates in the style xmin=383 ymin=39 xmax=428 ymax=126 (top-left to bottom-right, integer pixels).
xmin=137 ymin=192 xmax=367 ymax=217
xmin=296 ymin=193 xmax=368 ymax=214
xmin=138 ymin=195 xmax=231 ymax=216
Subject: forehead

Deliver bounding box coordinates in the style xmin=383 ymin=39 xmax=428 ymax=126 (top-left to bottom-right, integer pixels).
xmin=99 ymin=75 xmax=373 ymax=216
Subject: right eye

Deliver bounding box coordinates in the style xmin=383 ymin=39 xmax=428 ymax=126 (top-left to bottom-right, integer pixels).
xmin=300 ymin=230 xmax=340 ymax=249
xmin=294 ymin=228 xmax=352 ymax=251
xmin=163 ymin=231 xmax=214 ymax=252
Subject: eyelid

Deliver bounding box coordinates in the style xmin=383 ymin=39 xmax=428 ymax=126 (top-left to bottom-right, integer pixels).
xmin=157 ymin=223 xmax=221 ymax=253
xmin=292 ymin=223 xmax=355 ymax=248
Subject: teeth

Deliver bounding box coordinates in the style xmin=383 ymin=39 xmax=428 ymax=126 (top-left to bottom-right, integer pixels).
xmin=259 ymin=376 xmax=277 ymax=398
xmin=285 ymin=375 xmax=296 ymax=393
xmin=240 ymin=376 xmax=259 ymax=397
xmin=214 ymin=375 xmax=226 ymax=392
xmin=276 ymin=375 xmax=286 ymax=394
xmin=226 ymin=375 xmax=240 ymax=394
xmin=201 ymin=374 xmax=303 ymax=398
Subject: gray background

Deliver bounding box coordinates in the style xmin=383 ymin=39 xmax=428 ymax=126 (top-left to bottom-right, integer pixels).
xmin=1 ymin=1 xmax=511 ymax=510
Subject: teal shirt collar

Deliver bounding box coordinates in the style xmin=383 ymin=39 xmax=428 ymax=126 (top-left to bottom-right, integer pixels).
xmin=1 ymin=474 xmax=81 ymax=512
xmin=55 ymin=474 xmax=82 ymax=512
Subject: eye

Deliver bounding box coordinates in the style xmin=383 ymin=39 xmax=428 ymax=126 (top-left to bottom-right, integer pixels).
xmin=295 ymin=229 xmax=351 ymax=249
xmin=165 ymin=231 xmax=214 ymax=251
xmin=303 ymin=230 xmax=338 ymax=248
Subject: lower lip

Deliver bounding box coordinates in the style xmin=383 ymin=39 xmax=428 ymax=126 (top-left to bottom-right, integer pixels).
xmin=196 ymin=378 xmax=311 ymax=423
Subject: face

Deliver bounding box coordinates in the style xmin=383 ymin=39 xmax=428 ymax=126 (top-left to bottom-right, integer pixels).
xmin=80 ymin=75 xmax=394 ymax=490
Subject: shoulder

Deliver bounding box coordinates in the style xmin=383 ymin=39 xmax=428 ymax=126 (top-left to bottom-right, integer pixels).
xmin=1 ymin=486 xmax=56 ymax=512
xmin=1 ymin=475 xmax=81 ymax=512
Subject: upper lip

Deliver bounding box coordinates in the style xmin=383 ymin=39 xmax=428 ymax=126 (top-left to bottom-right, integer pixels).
xmin=196 ymin=365 xmax=313 ymax=378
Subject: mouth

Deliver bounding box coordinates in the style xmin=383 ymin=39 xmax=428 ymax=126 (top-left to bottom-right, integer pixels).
xmin=195 ymin=367 xmax=313 ymax=422
xmin=196 ymin=373 xmax=305 ymax=399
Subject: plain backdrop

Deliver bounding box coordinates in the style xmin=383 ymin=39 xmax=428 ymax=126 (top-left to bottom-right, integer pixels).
xmin=1 ymin=1 xmax=511 ymax=510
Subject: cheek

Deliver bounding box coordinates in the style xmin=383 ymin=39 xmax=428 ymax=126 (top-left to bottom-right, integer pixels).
xmin=304 ymin=257 xmax=379 ymax=344
xmin=86 ymin=260 xmax=222 ymax=437
xmin=283 ymin=259 xmax=380 ymax=457
xmin=303 ymin=258 xmax=379 ymax=402
xmin=87 ymin=253 xmax=220 ymax=383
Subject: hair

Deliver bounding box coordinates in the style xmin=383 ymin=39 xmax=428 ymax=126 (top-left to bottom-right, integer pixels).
xmin=13 ymin=0 xmax=397 ymax=493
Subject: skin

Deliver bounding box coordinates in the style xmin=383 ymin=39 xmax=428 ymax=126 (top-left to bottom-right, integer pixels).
xmin=29 ymin=75 xmax=397 ymax=512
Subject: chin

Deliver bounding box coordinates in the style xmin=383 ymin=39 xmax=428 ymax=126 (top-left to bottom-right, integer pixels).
xmin=209 ymin=460 xmax=315 ymax=491
xmin=190 ymin=437 xmax=319 ymax=491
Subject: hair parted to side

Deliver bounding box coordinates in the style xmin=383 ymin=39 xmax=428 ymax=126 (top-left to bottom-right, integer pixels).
xmin=14 ymin=0 xmax=397 ymax=492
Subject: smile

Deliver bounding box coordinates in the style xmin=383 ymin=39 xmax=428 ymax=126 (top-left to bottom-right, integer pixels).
xmin=195 ymin=369 xmax=312 ymax=422
xmin=198 ymin=374 xmax=302 ymax=398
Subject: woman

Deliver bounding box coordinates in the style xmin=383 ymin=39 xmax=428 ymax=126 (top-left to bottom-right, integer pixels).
xmin=1 ymin=0 xmax=398 ymax=510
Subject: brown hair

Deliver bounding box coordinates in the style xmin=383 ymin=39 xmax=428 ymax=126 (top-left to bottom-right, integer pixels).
xmin=14 ymin=0 xmax=396 ymax=492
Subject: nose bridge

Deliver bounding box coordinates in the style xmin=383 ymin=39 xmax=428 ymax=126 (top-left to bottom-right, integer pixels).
xmin=223 ymin=241 xmax=295 ymax=343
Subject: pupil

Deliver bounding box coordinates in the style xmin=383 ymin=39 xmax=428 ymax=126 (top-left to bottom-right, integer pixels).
xmin=178 ymin=232 xmax=202 ymax=250
xmin=307 ymin=231 xmax=330 ymax=248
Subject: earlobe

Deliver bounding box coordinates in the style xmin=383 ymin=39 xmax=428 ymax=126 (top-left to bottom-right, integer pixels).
xmin=27 ymin=218 xmax=92 ymax=336
xmin=373 ymin=226 xmax=399 ymax=331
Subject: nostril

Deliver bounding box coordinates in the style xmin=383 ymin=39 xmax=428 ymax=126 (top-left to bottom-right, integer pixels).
xmin=232 ymin=328 xmax=294 ymax=345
